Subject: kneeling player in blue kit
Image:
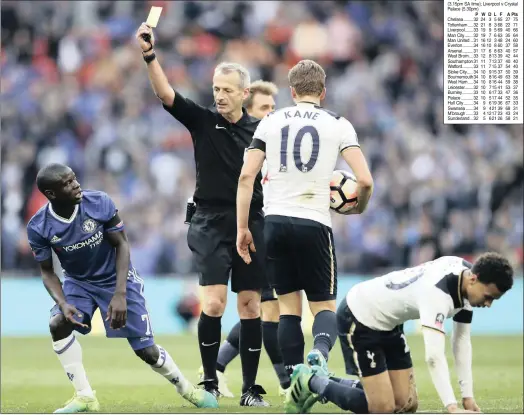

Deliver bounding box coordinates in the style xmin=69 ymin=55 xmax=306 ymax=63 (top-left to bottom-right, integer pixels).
xmin=27 ymin=163 xmax=217 ymax=413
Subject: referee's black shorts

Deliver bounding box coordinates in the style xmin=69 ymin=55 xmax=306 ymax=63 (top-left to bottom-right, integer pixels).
xmin=187 ymin=204 xmax=266 ymax=293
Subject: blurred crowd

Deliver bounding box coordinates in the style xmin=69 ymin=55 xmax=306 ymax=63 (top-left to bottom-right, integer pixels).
xmin=2 ymin=0 xmax=522 ymax=276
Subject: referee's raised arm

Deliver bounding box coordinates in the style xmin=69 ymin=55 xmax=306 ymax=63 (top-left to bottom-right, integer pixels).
xmin=136 ymin=23 xmax=269 ymax=404
xmin=135 ymin=22 xmax=174 ymax=106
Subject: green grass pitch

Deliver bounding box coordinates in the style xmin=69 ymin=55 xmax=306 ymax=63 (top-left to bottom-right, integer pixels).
xmin=1 ymin=334 xmax=522 ymax=413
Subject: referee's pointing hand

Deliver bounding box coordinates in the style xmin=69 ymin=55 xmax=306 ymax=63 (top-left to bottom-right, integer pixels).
xmin=237 ymin=228 xmax=256 ymax=265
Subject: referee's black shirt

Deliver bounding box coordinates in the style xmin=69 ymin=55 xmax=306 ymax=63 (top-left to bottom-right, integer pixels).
xmin=163 ymin=90 xmax=264 ymax=211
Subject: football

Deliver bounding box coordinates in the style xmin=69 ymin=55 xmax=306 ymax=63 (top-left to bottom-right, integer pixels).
xmin=330 ymin=170 xmax=358 ymax=214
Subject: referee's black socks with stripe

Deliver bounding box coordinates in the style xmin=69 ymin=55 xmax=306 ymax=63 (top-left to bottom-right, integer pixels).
xmin=278 ymin=315 xmax=305 ymax=375
xmin=198 ymin=312 xmax=222 ymax=382
xmin=239 ymin=317 xmax=262 ymax=393
xmin=312 ymin=310 xmax=337 ymax=361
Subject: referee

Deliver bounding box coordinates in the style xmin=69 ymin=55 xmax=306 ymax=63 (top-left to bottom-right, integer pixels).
xmin=136 ymin=23 xmax=268 ymax=407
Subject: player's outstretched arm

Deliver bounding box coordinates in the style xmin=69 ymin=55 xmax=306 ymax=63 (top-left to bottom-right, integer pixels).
xmin=236 ymin=149 xmax=265 ymax=264
xmin=451 ymin=321 xmax=480 ymax=412
xmin=136 ymin=22 xmax=175 ymax=106
xmin=340 ymin=147 xmax=373 ymax=214
xmin=422 ymin=327 xmax=480 ymax=413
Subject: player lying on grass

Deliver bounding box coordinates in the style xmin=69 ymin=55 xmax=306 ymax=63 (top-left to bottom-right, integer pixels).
xmin=208 ymin=80 xmax=291 ymax=398
xmin=283 ymin=253 xmax=513 ymax=414
xmin=27 ymin=163 xmax=218 ymax=413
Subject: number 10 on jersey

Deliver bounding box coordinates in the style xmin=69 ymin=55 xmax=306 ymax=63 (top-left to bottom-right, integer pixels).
xmin=280 ymin=125 xmax=320 ymax=173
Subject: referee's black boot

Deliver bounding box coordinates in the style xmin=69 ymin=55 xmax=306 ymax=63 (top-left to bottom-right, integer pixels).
xmin=198 ymin=379 xmax=221 ymax=400
xmin=240 ymin=384 xmax=270 ymax=407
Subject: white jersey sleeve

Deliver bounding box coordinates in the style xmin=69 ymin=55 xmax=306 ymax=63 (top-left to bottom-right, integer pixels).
xmin=418 ymin=285 xmax=454 ymax=334
xmin=338 ymin=117 xmax=360 ymax=152
xmin=252 ymin=114 xmax=272 ymax=144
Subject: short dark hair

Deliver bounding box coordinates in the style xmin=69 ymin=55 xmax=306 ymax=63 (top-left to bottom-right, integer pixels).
xmin=472 ymin=252 xmax=514 ymax=293
xmin=36 ymin=163 xmax=70 ymax=194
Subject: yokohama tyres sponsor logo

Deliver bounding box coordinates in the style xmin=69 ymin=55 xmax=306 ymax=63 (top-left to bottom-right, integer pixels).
xmin=63 ymin=231 xmax=103 ymax=252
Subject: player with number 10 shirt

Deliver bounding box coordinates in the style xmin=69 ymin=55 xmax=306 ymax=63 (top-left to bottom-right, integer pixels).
xmin=236 ymin=59 xmax=374 ymax=400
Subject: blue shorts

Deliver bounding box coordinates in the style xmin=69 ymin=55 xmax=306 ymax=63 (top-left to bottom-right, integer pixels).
xmin=50 ymin=270 xmax=155 ymax=351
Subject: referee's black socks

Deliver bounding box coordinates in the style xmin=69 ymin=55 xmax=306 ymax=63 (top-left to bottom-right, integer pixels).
xmin=198 ymin=312 xmax=222 ymax=382
xmin=312 ymin=310 xmax=337 ymax=361
xmin=239 ymin=317 xmax=262 ymax=393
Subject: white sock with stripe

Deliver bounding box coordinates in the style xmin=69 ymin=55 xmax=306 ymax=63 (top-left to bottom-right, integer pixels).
xmin=150 ymin=345 xmax=192 ymax=395
xmin=53 ymin=333 xmax=94 ymax=398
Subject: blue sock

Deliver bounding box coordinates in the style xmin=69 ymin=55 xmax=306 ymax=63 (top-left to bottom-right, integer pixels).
xmin=311 ymin=379 xmax=368 ymax=413
xmin=216 ymin=322 xmax=240 ymax=372
xmin=330 ymin=376 xmax=363 ymax=389
xmin=312 ymin=310 xmax=337 ymax=360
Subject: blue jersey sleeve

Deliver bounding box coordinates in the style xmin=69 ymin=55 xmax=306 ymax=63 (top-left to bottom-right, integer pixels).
xmin=27 ymin=224 xmax=52 ymax=262
xmin=100 ymin=193 xmax=125 ymax=233
xmin=99 ymin=192 xmax=117 ymax=222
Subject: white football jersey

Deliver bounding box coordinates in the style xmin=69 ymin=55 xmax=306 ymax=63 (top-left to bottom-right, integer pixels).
xmin=347 ymin=256 xmax=474 ymax=332
xmin=252 ymin=102 xmax=359 ymax=227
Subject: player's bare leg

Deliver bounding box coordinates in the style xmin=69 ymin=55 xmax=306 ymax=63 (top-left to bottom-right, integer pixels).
xmin=198 ymin=284 xmax=227 ymax=398
xmin=135 ymin=345 xmax=218 ymax=408
xmin=237 ymin=289 xmax=269 ymax=406
xmin=360 ymin=372 xmax=396 ymax=413
xmin=277 ymin=291 xmax=304 ymax=375
xmin=261 ymin=299 xmax=291 ymax=394
xmin=49 ymin=314 xmax=99 ymax=413
xmin=388 ymin=368 xmax=419 ymax=413
xmin=307 ymin=300 xmax=337 ymax=373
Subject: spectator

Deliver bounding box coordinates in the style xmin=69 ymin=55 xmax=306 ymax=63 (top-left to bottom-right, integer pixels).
xmin=1 ymin=0 xmax=522 ymax=276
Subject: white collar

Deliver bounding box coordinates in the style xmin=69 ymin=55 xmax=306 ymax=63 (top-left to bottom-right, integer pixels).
xmin=48 ymin=203 xmax=79 ymax=224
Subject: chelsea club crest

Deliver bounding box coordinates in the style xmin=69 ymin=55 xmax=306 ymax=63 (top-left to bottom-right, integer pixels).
xmin=82 ymin=218 xmax=98 ymax=233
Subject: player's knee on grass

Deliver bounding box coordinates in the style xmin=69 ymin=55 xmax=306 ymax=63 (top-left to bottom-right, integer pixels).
xmin=394 ymin=381 xmax=419 ymax=413
xmin=135 ymin=345 xmax=159 ymax=365
xmin=368 ymin=399 xmax=396 ymax=414
xmin=394 ymin=399 xmax=418 ymax=414
xmin=237 ymin=291 xmax=261 ymax=319
xmin=49 ymin=314 xmax=74 ymax=341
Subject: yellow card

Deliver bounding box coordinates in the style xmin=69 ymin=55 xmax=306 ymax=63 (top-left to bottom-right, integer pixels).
xmin=146 ymin=6 xmax=163 ymax=28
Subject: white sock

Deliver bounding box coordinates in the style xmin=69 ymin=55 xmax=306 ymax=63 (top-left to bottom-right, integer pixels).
xmin=53 ymin=334 xmax=94 ymax=398
xmin=151 ymin=345 xmax=192 ymax=395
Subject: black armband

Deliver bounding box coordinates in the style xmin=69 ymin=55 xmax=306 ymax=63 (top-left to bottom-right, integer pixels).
xmin=143 ymin=52 xmax=156 ymax=64
xmin=453 ymin=309 xmax=473 ymax=324
xmin=249 ymin=138 xmax=266 ymax=152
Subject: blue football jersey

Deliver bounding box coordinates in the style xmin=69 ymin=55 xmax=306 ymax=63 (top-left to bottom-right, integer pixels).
xmin=27 ymin=190 xmax=131 ymax=285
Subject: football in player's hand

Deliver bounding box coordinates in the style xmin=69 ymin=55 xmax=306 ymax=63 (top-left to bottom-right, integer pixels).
xmin=330 ymin=170 xmax=358 ymax=214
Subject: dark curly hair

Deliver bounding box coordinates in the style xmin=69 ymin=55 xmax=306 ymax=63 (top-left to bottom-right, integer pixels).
xmin=472 ymin=252 xmax=514 ymax=293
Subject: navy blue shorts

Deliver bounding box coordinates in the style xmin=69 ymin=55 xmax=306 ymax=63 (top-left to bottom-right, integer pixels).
xmin=50 ymin=270 xmax=155 ymax=351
